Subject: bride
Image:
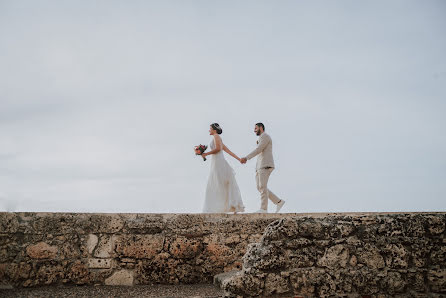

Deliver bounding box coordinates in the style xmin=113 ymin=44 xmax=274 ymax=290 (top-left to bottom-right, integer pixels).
xmin=201 ymin=123 xmax=245 ymax=213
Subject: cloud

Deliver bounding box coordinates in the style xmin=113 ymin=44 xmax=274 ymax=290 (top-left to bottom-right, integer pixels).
xmin=1 ymin=1 xmax=445 ymax=212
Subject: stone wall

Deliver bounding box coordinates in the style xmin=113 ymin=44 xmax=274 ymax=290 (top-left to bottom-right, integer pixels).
xmin=222 ymin=213 xmax=446 ymax=297
xmin=0 ymin=212 xmax=292 ymax=288
xmin=1 ymin=212 xmax=445 ymax=296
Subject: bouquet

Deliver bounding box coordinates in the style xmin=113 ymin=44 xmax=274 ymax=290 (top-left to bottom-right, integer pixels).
xmin=194 ymin=144 xmax=208 ymax=161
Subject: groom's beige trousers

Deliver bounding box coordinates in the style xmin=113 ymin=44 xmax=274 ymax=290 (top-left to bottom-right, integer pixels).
xmin=256 ymin=168 xmax=281 ymax=210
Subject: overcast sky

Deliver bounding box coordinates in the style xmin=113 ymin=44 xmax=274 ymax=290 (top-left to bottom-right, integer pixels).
xmin=1 ymin=1 xmax=445 ymax=213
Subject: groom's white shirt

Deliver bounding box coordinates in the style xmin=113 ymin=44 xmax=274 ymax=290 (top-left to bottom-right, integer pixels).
xmin=245 ymin=132 xmax=275 ymax=170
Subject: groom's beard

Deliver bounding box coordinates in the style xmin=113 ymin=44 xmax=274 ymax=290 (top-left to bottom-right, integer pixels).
xmin=256 ymin=131 xmax=261 ymax=136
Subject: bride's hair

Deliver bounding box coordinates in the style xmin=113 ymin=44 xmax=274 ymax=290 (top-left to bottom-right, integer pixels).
xmin=211 ymin=123 xmax=223 ymax=134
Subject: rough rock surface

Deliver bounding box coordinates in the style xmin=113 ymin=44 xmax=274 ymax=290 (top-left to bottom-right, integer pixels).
xmin=1 ymin=212 xmax=445 ymax=297
xmin=0 ymin=212 xmax=292 ymax=288
xmin=222 ymin=213 xmax=446 ymax=297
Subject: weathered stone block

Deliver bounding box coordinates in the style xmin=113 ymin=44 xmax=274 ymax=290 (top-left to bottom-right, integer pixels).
xmin=86 ymin=234 xmax=98 ymax=255
xmin=104 ymin=269 xmax=133 ymax=286
xmin=204 ymin=243 xmax=232 ymax=267
xmin=296 ymin=219 xmax=327 ymax=239
xmin=243 ymin=243 xmax=285 ymax=271
xmin=168 ymin=237 xmax=202 ymax=259
xmin=135 ymin=257 xmax=181 ymax=284
xmin=30 ymin=213 xmax=79 ymax=235
xmin=66 ymin=260 xmax=90 ymax=285
xmin=357 ymin=243 xmax=385 ymax=269
xmin=384 ymin=243 xmax=409 ymax=269
xmin=115 ymin=234 xmax=164 ymax=259
xmin=26 ymin=242 xmax=58 ymax=259
xmin=229 ymin=273 xmax=264 ymax=297
xmin=35 ymin=263 xmax=64 ymax=286
xmin=84 ymin=214 xmax=124 ymax=234
xmin=317 ymin=244 xmax=349 ymax=269
xmin=125 ymin=215 xmax=165 ymax=234
xmin=328 ymin=221 xmax=356 ymax=238
xmin=87 ymin=258 xmax=112 ymax=269
xmin=94 ymin=235 xmax=114 ymax=258
xmin=0 ymin=262 xmax=32 ymax=282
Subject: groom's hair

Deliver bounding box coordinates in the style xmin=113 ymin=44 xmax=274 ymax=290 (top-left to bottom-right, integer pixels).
xmin=255 ymin=123 xmax=265 ymax=131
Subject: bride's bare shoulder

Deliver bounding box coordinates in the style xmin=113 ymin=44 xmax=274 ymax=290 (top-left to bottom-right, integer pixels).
xmin=213 ymin=134 xmax=223 ymax=146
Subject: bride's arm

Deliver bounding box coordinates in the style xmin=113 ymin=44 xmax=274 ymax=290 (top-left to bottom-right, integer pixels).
xmin=202 ymin=135 xmax=223 ymax=158
xmin=223 ymin=144 xmax=241 ymax=161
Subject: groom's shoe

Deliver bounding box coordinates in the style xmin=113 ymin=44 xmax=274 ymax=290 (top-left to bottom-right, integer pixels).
xmin=275 ymin=200 xmax=285 ymax=213
xmin=255 ymin=209 xmax=267 ymax=213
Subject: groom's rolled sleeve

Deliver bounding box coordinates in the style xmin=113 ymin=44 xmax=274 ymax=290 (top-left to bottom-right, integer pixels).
xmin=245 ymin=135 xmax=269 ymax=160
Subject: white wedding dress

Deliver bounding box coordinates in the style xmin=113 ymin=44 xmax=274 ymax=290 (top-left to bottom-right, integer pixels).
xmin=202 ymin=137 xmax=245 ymax=213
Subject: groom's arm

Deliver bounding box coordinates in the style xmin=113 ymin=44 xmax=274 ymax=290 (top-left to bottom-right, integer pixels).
xmin=244 ymin=134 xmax=269 ymax=160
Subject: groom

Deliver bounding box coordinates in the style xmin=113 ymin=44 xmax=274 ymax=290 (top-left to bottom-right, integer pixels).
xmin=241 ymin=123 xmax=285 ymax=213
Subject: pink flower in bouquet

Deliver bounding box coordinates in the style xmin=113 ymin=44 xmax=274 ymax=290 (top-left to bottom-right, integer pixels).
xmin=194 ymin=144 xmax=208 ymax=161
